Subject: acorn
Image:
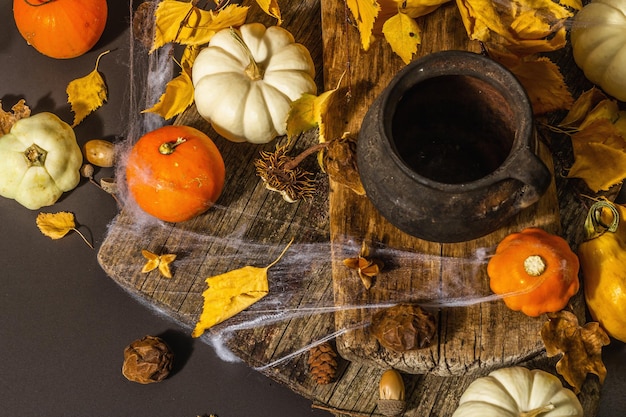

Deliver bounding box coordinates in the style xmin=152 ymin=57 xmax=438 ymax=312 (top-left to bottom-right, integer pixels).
xmin=377 ymin=369 xmax=406 ymax=416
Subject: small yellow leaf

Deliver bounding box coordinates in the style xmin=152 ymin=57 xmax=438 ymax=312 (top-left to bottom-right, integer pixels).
xmin=192 ymin=239 xmax=293 ymax=337
xmin=255 ymin=0 xmax=282 ymax=24
xmin=400 ymin=0 xmax=450 ymax=19
xmin=143 ymin=69 xmax=195 ymax=120
xmin=382 ymin=12 xmax=421 ymax=64
xmin=141 ymin=250 xmax=177 ymax=278
xmin=286 ymin=88 xmax=340 ymax=143
xmin=567 ymin=119 xmax=626 ymax=192
xmin=501 ymin=55 xmax=573 ymax=115
xmin=560 ymin=88 xmax=608 ymax=128
xmin=36 ymin=212 xmax=93 ymax=248
xmin=152 ymin=1 xmax=248 ymax=52
xmin=67 ymin=51 xmax=109 ymax=128
xmin=346 ymin=0 xmax=381 ymax=51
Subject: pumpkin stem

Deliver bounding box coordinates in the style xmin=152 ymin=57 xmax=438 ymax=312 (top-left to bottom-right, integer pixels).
xmin=583 ymin=200 xmax=620 ymax=241
xmin=159 ymin=137 xmax=187 ymax=155
xmin=229 ymin=27 xmax=264 ymax=81
xmin=24 ymin=143 xmax=47 ymax=167
xmin=523 ymin=255 xmax=546 ymax=277
xmin=519 ymin=403 xmax=556 ymax=417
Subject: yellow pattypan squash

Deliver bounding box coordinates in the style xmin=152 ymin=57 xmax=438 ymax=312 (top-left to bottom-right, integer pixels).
xmin=487 ymin=228 xmax=580 ymax=317
xmin=578 ymin=199 xmax=626 ymax=342
xmin=192 ymin=23 xmax=317 ymax=144
xmin=0 ymin=112 xmax=83 ymax=209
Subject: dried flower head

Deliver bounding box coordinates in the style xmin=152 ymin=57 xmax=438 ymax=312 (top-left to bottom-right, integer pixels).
xmin=254 ymin=145 xmax=318 ymax=203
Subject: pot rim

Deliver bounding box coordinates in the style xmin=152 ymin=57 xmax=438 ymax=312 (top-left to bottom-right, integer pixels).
xmin=380 ymin=50 xmax=534 ymax=191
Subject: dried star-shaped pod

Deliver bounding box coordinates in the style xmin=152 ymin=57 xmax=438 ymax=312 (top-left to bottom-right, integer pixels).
xmin=371 ymin=304 xmax=437 ymax=352
xmin=141 ymin=250 xmax=177 ymax=278
xmin=541 ymin=310 xmax=610 ymax=393
xmin=343 ymin=240 xmax=384 ymax=289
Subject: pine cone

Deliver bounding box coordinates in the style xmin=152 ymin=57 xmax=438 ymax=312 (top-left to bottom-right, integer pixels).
xmin=307 ymin=342 xmax=338 ymax=384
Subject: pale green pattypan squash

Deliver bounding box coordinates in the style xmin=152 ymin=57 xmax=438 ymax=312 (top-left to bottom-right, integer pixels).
xmin=0 ymin=112 xmax=83 ymax=209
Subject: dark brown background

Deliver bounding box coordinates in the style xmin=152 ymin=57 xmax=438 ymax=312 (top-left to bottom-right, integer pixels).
xmin=0 ymin=1 xmax=624 ymax=417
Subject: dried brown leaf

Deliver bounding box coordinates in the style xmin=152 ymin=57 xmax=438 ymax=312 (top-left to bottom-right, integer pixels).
xmin=541 ymin=310 xmax=610 ymax=393
xmin=0 ymin=99 xmax=31 ymax=135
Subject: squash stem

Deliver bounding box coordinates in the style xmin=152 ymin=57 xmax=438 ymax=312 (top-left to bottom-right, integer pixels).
xmin=520 ymin=403 xmax=556 ymax=417
xmin=159 ymin=137 xmax=187 ymax=155
xmin=523 ymin=255 xmax=546 ymax=277
xmin=24 ymin=143 xmax=47 ymax=167
xmin=229 ymin=27 xmax=263 ymax=80
xmin=583 ymin=200 xmax=620 ymax=240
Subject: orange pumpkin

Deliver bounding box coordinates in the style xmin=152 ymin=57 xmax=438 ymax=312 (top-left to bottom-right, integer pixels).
xmin=125 ymin=125 xmax=226 ymax=223
xmin=13 ymin=0 xmax=108 ymax=59
xmin=487 ymin=227 xmax=580 ymax=317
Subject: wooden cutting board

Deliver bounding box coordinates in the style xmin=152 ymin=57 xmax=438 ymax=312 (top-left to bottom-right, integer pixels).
xmin=98 ymin=1 xmax=601 ymax=415
xmin=323 ymin=2 xmax=565 ymax=376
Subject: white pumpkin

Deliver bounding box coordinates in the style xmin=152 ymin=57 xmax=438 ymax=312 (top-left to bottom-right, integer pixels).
xmin=192 ymin=23 xmax=317 ymax=144
xmin=452 ymin=367 xmax=583 ymax=417
xmin=571 ymin=0 xmax=626 ymax=101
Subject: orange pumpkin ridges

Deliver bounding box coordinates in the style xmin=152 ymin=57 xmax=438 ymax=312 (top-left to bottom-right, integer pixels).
xmin=487 ymin=227 xmax=580 ymax=317
xmin=125 ymin=125 xmax=226 ymax=223
xmin=13 ymin=0 xmax=108 ymax=59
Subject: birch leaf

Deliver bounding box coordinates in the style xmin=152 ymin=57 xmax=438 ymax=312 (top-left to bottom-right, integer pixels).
xmin=143 ymin=67 xmax=195 ymax=120
xmin=346 ymin=0 xmax=381 ymax=51
xmin=152 ymin=1 xmax=248 ymax=51
xmin=255 ymin=0 xmax=281 ymax=24
xmin=36 ymin=212 xmax=93 ymax=249
xmin=66 ymin=51 xmax=109 ymax=128
xmin=383 ymin=12 xmax=421 ymax=64
xmin=286 ymin=87 xmax=339 ymax=142
xmin=192 ymin=240 xmax=293 ymax=337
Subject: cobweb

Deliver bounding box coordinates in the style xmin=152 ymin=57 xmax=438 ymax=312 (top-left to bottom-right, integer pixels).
xmin=111 ymin=0 xmax=559 ymax=371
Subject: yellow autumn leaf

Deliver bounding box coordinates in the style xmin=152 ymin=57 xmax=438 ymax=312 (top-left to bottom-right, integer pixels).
xmin=346 ymin=0 xmax=381 ymax=51
xmin=567 ymin=119 xmax=626 ymax=192
xmin=560 ymin=88 xmax=608 ymax=129
xmin=141 ymin=250 xmax=177 ymax=278
xmin=66 ymin=51 xmax=109 ymax=128
xmin=456 ymin=0 xmax=572 ymax=55
xmin=382 ymin=12 xmax=421 ymax=64
xmin=36 ymin=212 xmax=93 ymax=249
xmin=400 ymin=0 xmax=450 ymax=19
xmin=143 ymin=68 xmax=195 ymax=120
xmin=144 ymin=44 xmax=200 ymax=119
xmin=286 ymin=87 xmax=340 ymax=143
xmin=499 ymin=55 xmax=573 ymax=115
xmin=255 ymin=0 xmax=281 ymax=24
xmin=192 ymin=240 xmax=293 ymax=337
xmin=152 ymin=1 xmax=248 ymax=52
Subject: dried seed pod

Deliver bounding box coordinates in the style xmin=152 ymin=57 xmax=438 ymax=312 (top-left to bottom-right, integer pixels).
xmin=371 ymin=303 xmax=437 ymax=352
xmin=378 ymin=369 xmax=406 ymax=417
xmin=122 ymin=335 xmax=173 ymax=384
xmin=307 ymin=341 xmax=338 ymax=384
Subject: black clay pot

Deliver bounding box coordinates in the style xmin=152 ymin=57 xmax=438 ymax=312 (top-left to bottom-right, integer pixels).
xmin=357 ymin=50 xmax=551 ymax=243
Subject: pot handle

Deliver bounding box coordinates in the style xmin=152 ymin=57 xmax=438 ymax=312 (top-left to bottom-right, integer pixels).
xmin=503 ymin=147 xmax=551 ymax=209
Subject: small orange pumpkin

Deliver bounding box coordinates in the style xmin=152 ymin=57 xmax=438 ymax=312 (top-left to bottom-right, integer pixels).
xmin=13 ymin=0 xmax=108 ymax=59
xmin=487 ymin=227 xmax=580 ymax=317
xmin=125 ymin=125 xmax=226 ymax=223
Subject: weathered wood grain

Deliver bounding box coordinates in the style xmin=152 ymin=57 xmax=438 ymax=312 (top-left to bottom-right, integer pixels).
xmin=98 ymin=1 xmax=601 ymax=416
